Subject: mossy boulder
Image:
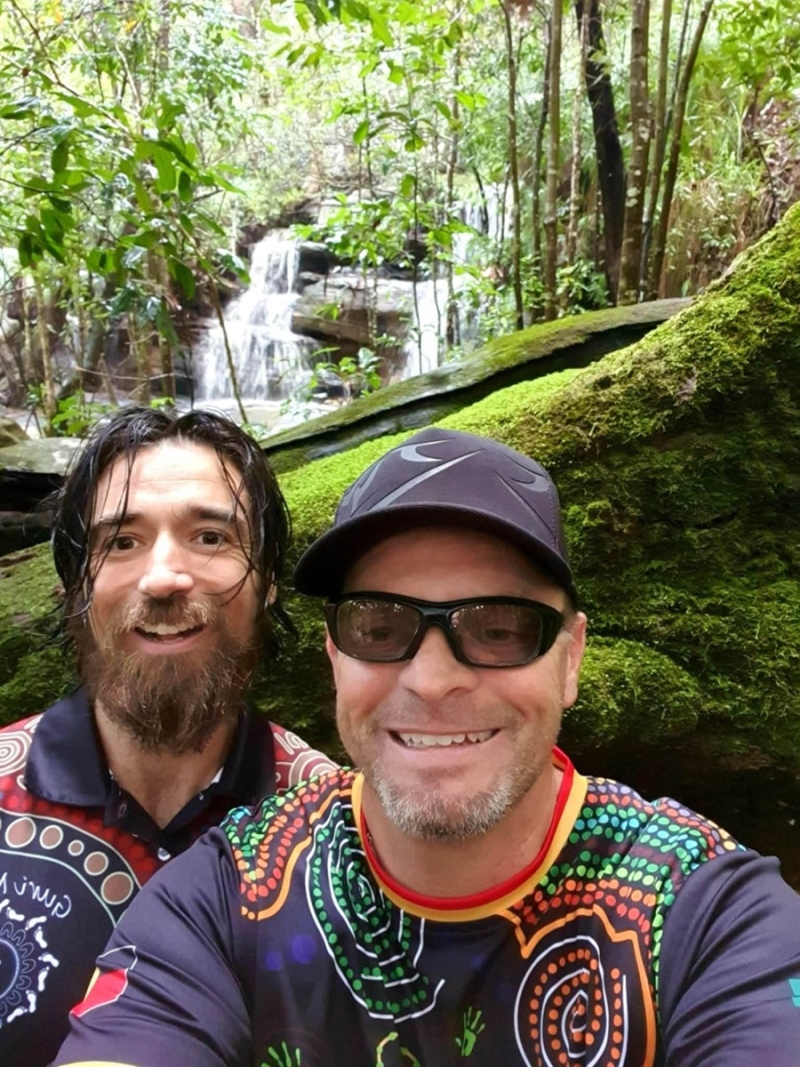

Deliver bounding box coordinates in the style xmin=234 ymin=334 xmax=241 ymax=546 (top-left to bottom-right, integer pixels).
xmin=256 ymin=203 xmax=800 ymax=763
xmin=266 ymin=298 xmax=689 ymax=475
xmin=0 ymin=547 xmax=75 ymax=723
xmin=1 ymin=205 xmax=799 ymax=774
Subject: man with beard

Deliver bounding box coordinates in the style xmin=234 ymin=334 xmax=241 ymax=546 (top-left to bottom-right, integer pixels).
xmin=0 ymin=407 xmax=335 ymax=1067
xmin=56 ymin=428 xmax=800 ymax=1067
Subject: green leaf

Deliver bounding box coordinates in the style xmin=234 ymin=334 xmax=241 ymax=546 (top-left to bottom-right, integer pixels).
xmin=178 ymin=169 xmax=193 ymax=203
xmin=134 ymin=181 xmax=154 ymax=212
xmin=399 ymin=173 xmax=416 ymax=198
xmin=170 ymin=260 xmax=196 ymax=299
xmin=455 ymin=90 xmax=476 ymax=111
xmin=51 ymin=139 xmax=69 ymax=174
xmin=130 ymin=230 xmax=160 ymax=249
xmin=0 ymin=96 xmax=38 ymax=120
xmin=109 ymin=287 xmax=134 ymax=316
xmin=387 ymin=63 xmax=405 ymax=86
xmin=134 ymin=138 xmax=154 ymax=163
xmin=18 ymin=232 xmax=36 ymax=268
xmin=370 ymin=11 xmax=394 ymax=47
xmin=204 ymin=173 xmax=244 ymax=195
xmin=261 ymin=18 xmax=291 ymax=35
xmin=404 ymin=130 xmax=424 ymax=152
xmin=353 ymin=119 xmax=370 ymax=146
xmin=153 ymin=147 xmax=176 ymax=194
xmin=121 ymin=245 xmax=147 ymax=269
xmin=45 ymin=194 xmax=72 ymax=213
xmin=87 ymin=248 xmax=111 ymax=272
xmin=155 ymin=138 xmax=194 ymax=169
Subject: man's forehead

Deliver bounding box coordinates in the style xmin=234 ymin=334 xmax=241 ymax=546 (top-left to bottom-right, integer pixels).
xmin=91 ymin=440 xmax=248 ymax=518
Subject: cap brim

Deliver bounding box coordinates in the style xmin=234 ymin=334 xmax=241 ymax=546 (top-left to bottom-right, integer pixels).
xmin=293 ymin=504 xmax=577 ymax=604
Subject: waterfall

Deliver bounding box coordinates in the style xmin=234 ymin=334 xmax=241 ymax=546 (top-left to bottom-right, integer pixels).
xmin=193 ymin=233 xmax=316 ymax=401
xmin=193 ymin=195 xmax=501 ymax=404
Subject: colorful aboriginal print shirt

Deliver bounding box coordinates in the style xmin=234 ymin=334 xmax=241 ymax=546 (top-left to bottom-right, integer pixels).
xmin=56 ymin=752 xmax=800 ymax=1067
xmin=0 ymin=688 xmax=337 ymax=1067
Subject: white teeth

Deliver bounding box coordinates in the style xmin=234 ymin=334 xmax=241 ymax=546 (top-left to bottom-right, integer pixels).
xmin=398 ymin=730 xmax=494 ymax=748
xmin=140 ymin=623 xmax=195 ymax=637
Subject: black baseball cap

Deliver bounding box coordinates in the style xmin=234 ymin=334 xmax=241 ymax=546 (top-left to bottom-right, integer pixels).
xmin=293 ymin=427 xmax=578 ymax=604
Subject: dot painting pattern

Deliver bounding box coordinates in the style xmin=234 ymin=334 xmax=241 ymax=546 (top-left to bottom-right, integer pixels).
xmin=225 ymin=772 xmax=442 ymax=1023
xmin=507 ymin=778 xmax=741 ymax=1064
xmin=224 ymin=771 xmax=743 ymax=1065
xmin=0 ymin=717 xmax=156 ymax=920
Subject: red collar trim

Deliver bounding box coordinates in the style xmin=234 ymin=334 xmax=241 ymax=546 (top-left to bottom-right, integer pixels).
xmin=359 ymin=746 xmax=575 ymax=913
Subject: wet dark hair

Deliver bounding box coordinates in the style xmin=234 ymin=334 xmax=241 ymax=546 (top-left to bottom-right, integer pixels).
xmin=51 ymin=406 xmax=293 ymax=647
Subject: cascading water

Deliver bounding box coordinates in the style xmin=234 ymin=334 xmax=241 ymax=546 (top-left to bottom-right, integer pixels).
xmin=193 ymin=195 xmax=501 ymax=406
xmin=193 ymin=233 xmax=316 ymax=401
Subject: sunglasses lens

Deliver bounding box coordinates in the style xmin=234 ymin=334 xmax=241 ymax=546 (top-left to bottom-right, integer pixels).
xmin=451 ymin=602 xmax=544 ymax=666
xmin=334 ymin=598 xmax=421 ymax=661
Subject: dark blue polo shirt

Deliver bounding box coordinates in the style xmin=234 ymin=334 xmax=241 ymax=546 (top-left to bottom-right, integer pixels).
xmin=0 ymin=688 xmax=277 ymax=1067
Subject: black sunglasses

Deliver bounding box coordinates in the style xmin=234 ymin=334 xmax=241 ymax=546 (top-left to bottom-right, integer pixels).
xmin=324 ymin=593 xmax=565 ymax=669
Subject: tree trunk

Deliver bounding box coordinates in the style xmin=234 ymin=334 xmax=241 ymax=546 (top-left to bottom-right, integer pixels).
xmin=575 ymin=0 xmax=625 ymax=302
xmin=530 ymin=18 xmax=551 ymax=279
xmin=649 ymin=0 xmax=714 ymax=297
xmin=618 ymin=0 xmax=651 ymax=305
xmin=566 ymin=5 xmax=588 ymax=266
xmin=641 ymin=0 xmax=672 ymax=294
xmin=445 ymin=45 xmax=462 ymax=350
xmin=208 ymin=282 xmax=247 ymax=424
xmin=33 ymin=274 xmax=57 ymax=428
xmin=500 ymin=0 xmax=525 ymax=331
xmin=543 ymin=0 xmax=562 ymax=321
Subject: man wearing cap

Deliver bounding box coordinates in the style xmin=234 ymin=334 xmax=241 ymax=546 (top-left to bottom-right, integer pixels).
xmin=56 ymin=427 xmax=800 ymax=1066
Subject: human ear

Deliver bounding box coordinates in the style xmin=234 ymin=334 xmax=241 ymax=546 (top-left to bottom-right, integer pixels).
xmin=560 ymin=612 xmax=587 ymax=709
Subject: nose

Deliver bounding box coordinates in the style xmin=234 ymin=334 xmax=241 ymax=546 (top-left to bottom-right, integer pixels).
xmin=399 ymin=625 xmax=479 ymax=703
xmin=137 ymin=534 xmax=194 ymax=599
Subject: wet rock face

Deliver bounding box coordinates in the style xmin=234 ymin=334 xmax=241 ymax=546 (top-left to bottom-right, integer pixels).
xmin=0 ymin=416 xmax=26 ymax=448
xmin=0 ymin=437 xmax=81 ymax=555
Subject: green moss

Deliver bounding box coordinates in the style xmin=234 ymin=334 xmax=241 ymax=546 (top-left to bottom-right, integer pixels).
xmin=2 ymin=206 xmax=800 ymax=764
xmin=0 ymin=545 xmax=74 ymax=724
xmin=563 ymin=637 xmax=702 ymax=746
xmin=265 ymin=300 xmax=687 ymax=474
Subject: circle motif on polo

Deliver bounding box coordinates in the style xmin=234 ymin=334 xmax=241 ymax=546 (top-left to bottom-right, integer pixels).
xmin=306 ymin=797 xmax=439 ymax=1022
xmin=39 ymin=825 xmax=64 ymax=850
xmin=514 ymin=923 xmax=651 ymax=1067
xmin=0 ymin=898 xmax=57 ymax=1025
xmin=5 ymin=817 xmax=36 ymax=849
xmin=101 ymin=871 xmax=134 ymax=906
xmin=0 ymin=724 xmax=35 ymax=777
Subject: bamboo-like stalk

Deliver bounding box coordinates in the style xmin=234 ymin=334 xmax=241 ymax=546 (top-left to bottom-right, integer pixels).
xmin=207 ymin=281 xmax=247 ymax=425
xmin=543 ymin=0 xmax=562 ymax=321
xmin=618 ymin=0 xmax=652 ymax=305
xmin=649 ymin=0 xmax=715 ymax=297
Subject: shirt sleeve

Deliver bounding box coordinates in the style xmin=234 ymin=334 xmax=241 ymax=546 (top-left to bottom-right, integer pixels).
xmin=53 ymin=828 xmax=250 ymax=1067
xmin=658 ymin=849 xmax=800 ymax=1065
xmin=270 ymin=720 xmax=339 ymax=792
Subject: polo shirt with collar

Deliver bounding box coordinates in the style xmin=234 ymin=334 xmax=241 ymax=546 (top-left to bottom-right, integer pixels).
xmin=0 ymin=687 xmax=335 ymax=1067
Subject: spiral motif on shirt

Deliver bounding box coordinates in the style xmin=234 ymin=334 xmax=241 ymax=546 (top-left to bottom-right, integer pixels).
xmin=0 ymin=719 xmax=38 ymax=777
xmin=305 ymin=797 xmax=441 ymax=1023
xmin=514 ymin=918 xmax=652 ymax=1067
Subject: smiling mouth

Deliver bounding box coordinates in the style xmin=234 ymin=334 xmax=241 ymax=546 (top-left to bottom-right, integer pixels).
xmin=133 ymin=623 xmax=205 ymax=642
xmin=393 ymin=730 xmax=497 ymax=749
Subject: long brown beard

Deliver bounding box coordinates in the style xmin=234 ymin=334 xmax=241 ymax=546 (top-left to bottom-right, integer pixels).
xmin=72 ymin=597 xmax=261 ymax=755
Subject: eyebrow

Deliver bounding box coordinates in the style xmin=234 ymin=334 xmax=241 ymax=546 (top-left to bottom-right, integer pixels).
xmin=90 ymin=505 xmax=247 ymax=534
